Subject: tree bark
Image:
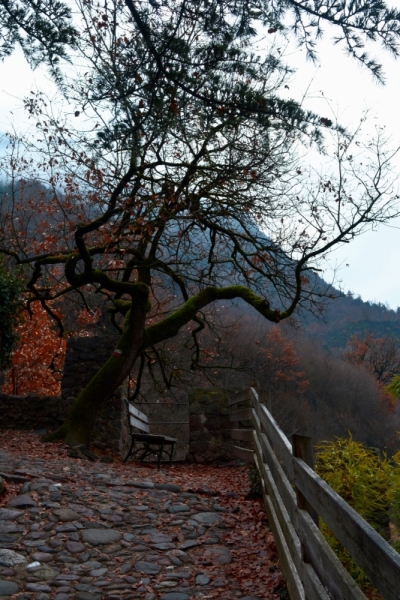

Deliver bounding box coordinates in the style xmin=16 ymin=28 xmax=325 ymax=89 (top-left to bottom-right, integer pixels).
xmin=42 ymin=284 xmax=279 ymax=449
xmin=42 ymin=285 xmax=149 ymax=447
xmin=0 ymin=330 xmax=2 ymax=393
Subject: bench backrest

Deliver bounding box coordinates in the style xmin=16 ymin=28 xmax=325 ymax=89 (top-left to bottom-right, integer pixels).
xmin=125 ymin=399 xmax=150 ymax=434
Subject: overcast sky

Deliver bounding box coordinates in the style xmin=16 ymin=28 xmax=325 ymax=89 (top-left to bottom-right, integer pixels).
xmin=282 ymin=32 xmax=400 ymax=310
xmin=1 ymin=17 xmax=400 ymax=308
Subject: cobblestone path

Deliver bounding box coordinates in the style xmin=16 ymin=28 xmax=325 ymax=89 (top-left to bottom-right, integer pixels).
xmin=0 ymin=433 xmax=285 ymax=600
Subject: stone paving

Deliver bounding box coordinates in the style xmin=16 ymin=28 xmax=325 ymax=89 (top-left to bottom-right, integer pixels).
xmin=0 ymin=441 xmax=284 ymax=600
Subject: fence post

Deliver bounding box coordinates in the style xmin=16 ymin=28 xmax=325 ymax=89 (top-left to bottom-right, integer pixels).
xmin=292 ymin=434 xmax=319 ymax=529
xmin=292 ymin=434 xmax=319 ymax=568
xmin=258 ymin=388 xmax=272 ymax=414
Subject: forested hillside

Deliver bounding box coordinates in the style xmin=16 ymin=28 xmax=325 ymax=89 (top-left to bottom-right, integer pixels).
xmin=2 ymin=176 xmax=400 ymax=453
xmin=303 ymin=290 xmax=400 ymax=350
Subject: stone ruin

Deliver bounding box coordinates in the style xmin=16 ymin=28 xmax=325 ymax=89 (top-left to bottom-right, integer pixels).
xmin=0 ymin=336 xmax=238 ymax=463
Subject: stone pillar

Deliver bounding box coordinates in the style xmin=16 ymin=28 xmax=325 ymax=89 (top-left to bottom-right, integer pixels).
xmin=61 ymin=335 xmax=127 ymax=454
xmin=188 ymin=388 xmax=232 ymax=462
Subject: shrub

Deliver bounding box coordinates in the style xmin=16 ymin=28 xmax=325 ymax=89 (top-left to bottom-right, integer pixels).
xmin=248 ymin=464 xmax=263 ymax=497
xmin=315 ymin=435 xmax=392 ymax=590
xmin=388 ymin=448 xmax=400 ymax=552
xmin=315 ymin=436 xmax=391 ymax=534
xmin=0 ymin=264 xmax=23 ymax=368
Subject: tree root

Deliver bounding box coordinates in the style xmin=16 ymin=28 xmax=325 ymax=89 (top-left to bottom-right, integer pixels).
xmin=66 ymin=444 xmax=99 ymax=461
xmin=40 ymin=426 xmax=97 ymax=462
xmin=41 ymin=424 xmax=68 ymax=443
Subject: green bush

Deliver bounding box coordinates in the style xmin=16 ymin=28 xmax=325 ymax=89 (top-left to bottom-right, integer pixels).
xmin=388 ymin=449 xmax=400 ymax=551
xmin=384 ymin=375 xmax=400 ymax=402
xmin=315 ymin=435 xmax=393 ymax=590
xmin=248 ymin=463 xmax=263 ymax=497
xmin=315 ymin=436 xmax=391 ymax=535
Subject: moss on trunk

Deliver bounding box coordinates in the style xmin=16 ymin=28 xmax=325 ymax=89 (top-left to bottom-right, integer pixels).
xmin=42 ymin=283 xmax=149 ymax=448
xmin=43 ymin=284 xmax=280 ymax=450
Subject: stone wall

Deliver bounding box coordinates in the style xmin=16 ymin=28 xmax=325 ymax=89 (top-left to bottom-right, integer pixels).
xmin=0 ymin=339 xmax=237 ymax=463
xmin=0 ymin=336 xmax=190 ymax=460
xmin=0 ymin=393 xmax=65 ymax=431
xmin=0 ymin=335 xmax=126 ymax=454
xmin=188 ymin=388 xmax=233 ymax=462
xmin=61 ymin=335 xmax=118 ymax=401
xmin=61 ymin=335 xmax=126 ymax=454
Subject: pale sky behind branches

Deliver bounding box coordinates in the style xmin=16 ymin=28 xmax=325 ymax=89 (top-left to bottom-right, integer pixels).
xmin=0 ymin=17 xmax=400 ymax=307
xmin=281 ymin=32 xmax=400 ymax=310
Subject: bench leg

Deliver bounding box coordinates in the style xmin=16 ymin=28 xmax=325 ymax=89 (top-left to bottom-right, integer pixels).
xmin=123 ymin=438 xmax=135 ymax=463
xmin=169 ymin=444 xmax=175 ymax=465
xmin=157 ymin=443 xmax=164 ymax=471
xmin=139 ymin=446 xmax=153 ymax=462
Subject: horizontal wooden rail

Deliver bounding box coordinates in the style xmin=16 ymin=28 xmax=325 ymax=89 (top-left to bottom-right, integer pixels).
xmin=252 ymin=412 xmax=365 ymax=600
xmin=229 ymin=389 xmax=254 ymax=463
xmin=230 ymin=429 xmax=254 ymax=443
xmin=229 ymin=387 xmax=400 ymax=600
xmin=229 ymin=408 xmax=252 ymax=422
xmin=293 ymin=457 xmax=400 ymax=600
xmin=228 ymin=388 xmax=251 ymax=406
xmin=231 ymin=445 xmax=254 ymax=462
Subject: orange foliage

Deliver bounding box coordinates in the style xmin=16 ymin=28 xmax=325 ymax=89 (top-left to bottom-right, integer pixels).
xmin=3 ymin=303 xmax=66 ymax=396
xmin=76 ymin=306 xmax=101 ymax=329
xmin=344 ymin=333 xmax=400 ymax=385
xmin=258 ymin=327 xmax=309 ymax=393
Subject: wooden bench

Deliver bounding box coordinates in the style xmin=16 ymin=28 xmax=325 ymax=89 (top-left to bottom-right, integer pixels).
xmin=123 ymin=399 xmax=177 ymax=470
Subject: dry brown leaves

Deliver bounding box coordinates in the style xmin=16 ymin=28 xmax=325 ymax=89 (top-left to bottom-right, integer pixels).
xmin=0 ymin=430 xmax=286 ymax=598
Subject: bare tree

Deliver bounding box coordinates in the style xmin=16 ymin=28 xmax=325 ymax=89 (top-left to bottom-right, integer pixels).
xmin=0 ymin=0 xmax=399 ymax=448
xmin=344 ymin=333 xmax=400 ymax=384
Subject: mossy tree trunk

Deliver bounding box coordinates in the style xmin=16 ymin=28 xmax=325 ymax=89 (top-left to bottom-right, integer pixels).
xmin=43 ymin=284 xmax=282 ymax=449
xmin=43 ymin=286 xmax=149 ymax=447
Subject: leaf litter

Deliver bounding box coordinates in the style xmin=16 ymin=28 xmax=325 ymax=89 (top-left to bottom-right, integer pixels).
xmin=0 ymin=430 xmax=288 ymax=599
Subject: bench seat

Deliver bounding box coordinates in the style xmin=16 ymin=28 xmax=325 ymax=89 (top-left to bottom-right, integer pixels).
xmin=123 ymin=399 xmax=177 ymax=470
xmin=128 ymin=433 xmax=177 ymax=444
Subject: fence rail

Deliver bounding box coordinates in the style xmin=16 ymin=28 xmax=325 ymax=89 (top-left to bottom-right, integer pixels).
xmin=229 ymin=387 xmax=400 ymax=600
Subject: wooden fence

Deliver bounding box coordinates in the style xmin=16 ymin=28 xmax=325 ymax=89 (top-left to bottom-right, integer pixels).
xmin=229 ymin=387 xmax=400 ymax=600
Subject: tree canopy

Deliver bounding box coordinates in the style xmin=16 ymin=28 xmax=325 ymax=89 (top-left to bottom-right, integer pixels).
xmin=345 ymin=333 xmax=400 ymax=385
xmin=0 ymin=0 xmax=400 ymax=447
xmin=1 ymin=0 xmax=400 ymax=82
